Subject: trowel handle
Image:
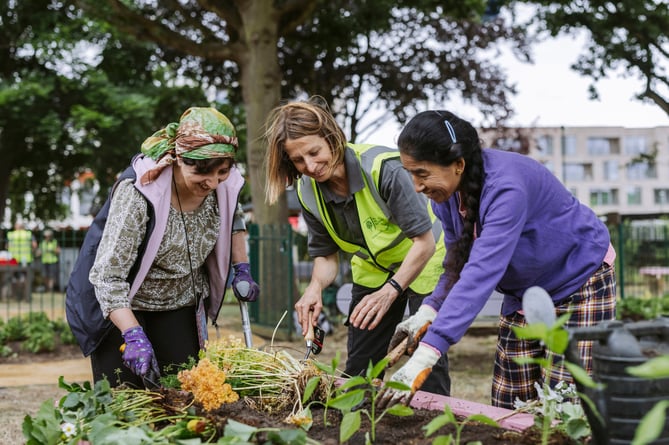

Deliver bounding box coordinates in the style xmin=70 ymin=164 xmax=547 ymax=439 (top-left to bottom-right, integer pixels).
xmin=385 ymin=337 xmax=409 ymax=368
xmin=305 ymin=309 xmax=315 ymax=345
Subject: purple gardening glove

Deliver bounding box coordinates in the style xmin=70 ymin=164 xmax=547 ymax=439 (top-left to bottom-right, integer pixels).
xmin=231 ymin=262 xmax=259 ymax=302
xmin=121 ymin=326 xmax=160 ymax=378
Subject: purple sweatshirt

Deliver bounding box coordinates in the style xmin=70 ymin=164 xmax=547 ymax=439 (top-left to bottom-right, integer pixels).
xmin=422 ymin=149 xmax=610 ymax=354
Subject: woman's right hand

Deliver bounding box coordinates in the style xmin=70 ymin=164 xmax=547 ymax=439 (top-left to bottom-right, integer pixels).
xmin=295 ymin=287 xmax=323 ymax=337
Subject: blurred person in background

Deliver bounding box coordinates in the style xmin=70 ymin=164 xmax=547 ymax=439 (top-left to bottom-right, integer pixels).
xmin=39 ymin=229 xmax=61 ymax=292
xmin=7 ymin=221 xmax=37 ymax=267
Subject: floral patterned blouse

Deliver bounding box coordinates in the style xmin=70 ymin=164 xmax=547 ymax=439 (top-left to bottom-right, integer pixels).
xmin=89 ymin=178 xmax=220 ymax=317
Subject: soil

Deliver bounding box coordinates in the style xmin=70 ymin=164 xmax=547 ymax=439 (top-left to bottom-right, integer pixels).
xmin=157 ymin=387 xmax=577 ymax=445
xmin=0 ymin=339 xmax=84 ymax=364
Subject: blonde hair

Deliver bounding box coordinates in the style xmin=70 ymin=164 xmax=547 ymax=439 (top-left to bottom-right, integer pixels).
xmin=263 ymin=96 xmax=347 ymax=204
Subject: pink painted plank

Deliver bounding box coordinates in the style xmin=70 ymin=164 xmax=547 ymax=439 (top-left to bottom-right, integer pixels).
xmin=410 ymin=391 xmax=535 ymax=432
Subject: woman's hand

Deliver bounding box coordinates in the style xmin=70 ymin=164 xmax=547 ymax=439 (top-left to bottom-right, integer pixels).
xmin=349 ymin=284 xmax=396 ymax=330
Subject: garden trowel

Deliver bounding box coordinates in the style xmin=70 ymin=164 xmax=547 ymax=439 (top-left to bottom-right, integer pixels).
xmin=302 ymin=311 xmax=325 ymax=361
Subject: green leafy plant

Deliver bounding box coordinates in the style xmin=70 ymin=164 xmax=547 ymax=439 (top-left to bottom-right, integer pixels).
xmin=423 ymin=403 xmax=499 ymax=445
xmin=51 ymin=319 xmax=78 ymax=345
xmin=223 ymin=418 xmax=319 ymax=444
xmin=23 ymin=323 xmax=56 ymax=353
xmin=22 ymin=377 xmax=217 ymax=445
xmin=627 ymin=355 xmax=669 ymax=445
xmin=326 ymin=357 xmax=414 ymax=444
xmin=300 ymin=351 xmax=343 ymax=428
xmin=617 ymin=295 xmax=669 ymax=321
xmin=512 ymin=291 xmax=601 ymax=445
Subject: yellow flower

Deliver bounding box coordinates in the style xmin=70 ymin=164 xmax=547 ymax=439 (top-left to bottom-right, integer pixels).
xmin=178 ymin=358 xmax=239 ymax=411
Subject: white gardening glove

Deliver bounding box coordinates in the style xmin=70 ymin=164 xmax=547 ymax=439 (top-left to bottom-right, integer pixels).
xmin=377 ymin=343 xmax=440 ymax=410
xmin=386 ymin=305 xmax=437 ymax=367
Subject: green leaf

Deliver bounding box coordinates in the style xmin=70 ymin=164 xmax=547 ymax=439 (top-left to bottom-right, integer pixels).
xmin=554 ymin=313 xmax=572 ymax=329
xmin=337 ymin=376 xmax=367 ymax=391
xmin=544 ymin=328 xmax=569 ymax=354
xmin=223 ymin=419 xmax=258 ymax=441
xmin=465 ymin=414 xmax=499 ymax=427
xmin=513 ymin=323 xmax=548 ymax=340
xmin=302 ymin=376 xmax=320 ymax=404
xmin=340 ymin=411 xmax=361 ymax=442
xmin=87 ymin=421 xmax=154 ymax=445
xmin=564 ymin=417 xmax=591 ymax=440
xmin=564 ymin=362 xmax=603 ymax=389
xmin=21 ymin=400 xmax=62 ymax=445
xmin=513 ymin=357 xmax=550 ymax=368
xmin=384 ymin=380 xmax=411 ymax=391
xmin=627 ymin=356 xmax=669 ymax=379
xmin=369 ymin=358 xmax=389 ymax=380
xmin=423 ymin=405 xmax=455 ymax=436
xmin=327 ymin=389 xmax=366 ymax=411
xmin=632 ymin=400 xmax=669 ymax=445
xmin=267 ymin=428 xmax=308 ymax=444
xmin=432 ymin=434 xmax=454 ymax=444
xmin=385 ymin=404 xmax=414 ymax=417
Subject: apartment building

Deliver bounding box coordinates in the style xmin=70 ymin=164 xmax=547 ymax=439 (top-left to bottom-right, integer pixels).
xmin=482 ymin=126 xmax=669 ymax=218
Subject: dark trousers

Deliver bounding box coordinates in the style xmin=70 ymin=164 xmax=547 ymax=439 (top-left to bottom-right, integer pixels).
xmin=90 ymin=306 xmax=200 ymax=388
xmin=344 ymin=283 xmax=451 ymax=396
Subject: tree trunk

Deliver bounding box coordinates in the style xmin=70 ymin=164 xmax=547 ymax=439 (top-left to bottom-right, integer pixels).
xmin=237 ymin=3 xmax=288 ymax=226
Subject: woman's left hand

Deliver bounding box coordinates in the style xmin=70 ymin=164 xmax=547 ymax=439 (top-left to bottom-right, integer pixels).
xmin=231 ymin=262 xmax=260 ymax=302
xmin=349 ymin=286 xmax=395 ymax=330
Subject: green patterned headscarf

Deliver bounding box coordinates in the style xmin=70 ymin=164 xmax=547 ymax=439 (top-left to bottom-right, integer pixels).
xmin=140 ymin=107 xmax=238 ymax=184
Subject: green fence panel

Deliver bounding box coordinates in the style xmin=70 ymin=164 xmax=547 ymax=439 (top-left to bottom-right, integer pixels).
xmin=248 ymin=223 xmax=295 ymax=340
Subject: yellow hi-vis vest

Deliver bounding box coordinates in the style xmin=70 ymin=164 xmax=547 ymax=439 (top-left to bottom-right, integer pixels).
xmin=7 ymin=229 xmax=33 ymax=265
xmin=40 ymin=239 xmax=59 ymax=264
xmin=297 ymin=143 xmax=445 ymax=293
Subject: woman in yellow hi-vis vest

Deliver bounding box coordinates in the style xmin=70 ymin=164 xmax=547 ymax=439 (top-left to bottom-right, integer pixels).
xmin=264 ymin=96 xmax=450 ymax=396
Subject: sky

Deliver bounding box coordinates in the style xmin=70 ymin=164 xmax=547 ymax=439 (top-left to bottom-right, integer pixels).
xmin=367 ymin=32 xmax=668 ymax=147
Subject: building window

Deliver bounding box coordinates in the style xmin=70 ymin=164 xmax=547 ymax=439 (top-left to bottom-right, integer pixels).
xmin=627 ymin=186 xmax=642 ymax=205
xmin=565 ymin=163 xmax=593 ymax=181
xmin=587 ymin=137 xmax=620 ymax=155
xmin=603 ymin=160 xmax=619 ymax=181
xmin=655 ymin=189 xmax=669 ymax=205
xmin=536 ymin=135 xmax=553 ymax=155
xmin=623 ymin=136 xmax=648 ymax=155
xmin=563 ymin=135 xmax=577 ymax=156
xmin=590 ymin=189 xmax=619 ymax=206
xmin=626 ymin=162 xmax=657 ymax=180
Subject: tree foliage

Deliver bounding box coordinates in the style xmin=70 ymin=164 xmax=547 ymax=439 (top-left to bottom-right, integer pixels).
xmin=71 ymin=0 xmax=530 ymax=224
xmin=281 ymin=1 xmax=531 ymax=141
xmin=0 ymin=0 xmax=214 ymax=225
xmin=525 ymin=0 xmax=669 ymax=116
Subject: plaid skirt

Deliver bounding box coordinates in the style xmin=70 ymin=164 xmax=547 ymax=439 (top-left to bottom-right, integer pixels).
xmin=491 ymin=262 xmax=616 ymax=409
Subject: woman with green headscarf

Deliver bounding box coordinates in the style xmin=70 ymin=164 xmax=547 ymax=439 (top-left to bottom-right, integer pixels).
xmin=80 ymin=107 xmax=259 ymax=388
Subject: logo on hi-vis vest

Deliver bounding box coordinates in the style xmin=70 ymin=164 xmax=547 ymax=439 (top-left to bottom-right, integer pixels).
xmin=364 ymin=217 xmax=390 ymax=236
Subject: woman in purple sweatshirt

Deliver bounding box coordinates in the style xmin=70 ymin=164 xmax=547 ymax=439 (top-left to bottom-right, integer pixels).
xmin=378 ymin=110 xmax=616 ymax=410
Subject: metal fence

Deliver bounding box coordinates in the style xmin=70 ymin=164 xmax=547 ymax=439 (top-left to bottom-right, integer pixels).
xmin=1 ymin=221 xmax=667 ymax=327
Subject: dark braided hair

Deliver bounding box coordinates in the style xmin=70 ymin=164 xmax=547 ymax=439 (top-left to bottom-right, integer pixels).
xmin=397 ymin=110 xmax=484 ymax=285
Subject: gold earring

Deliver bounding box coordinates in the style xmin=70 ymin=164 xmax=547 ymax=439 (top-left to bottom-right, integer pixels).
xmin=456 ymin=169 xmax=462 ymax=175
